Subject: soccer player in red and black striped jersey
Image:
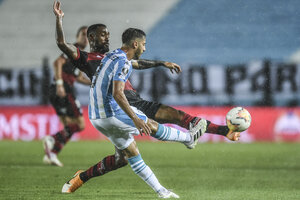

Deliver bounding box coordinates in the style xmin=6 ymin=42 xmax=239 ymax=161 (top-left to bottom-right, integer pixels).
xmin=43 ymin=26 xmax=91 ymax=167
xmin=53 ymin=0 xmax=241 ymax=193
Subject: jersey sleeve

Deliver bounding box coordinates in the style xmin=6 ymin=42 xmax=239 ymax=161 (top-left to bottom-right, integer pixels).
xmin=113 ymin=60 xmax=132 ymax=82
xmin=70 ymin=48 xmax=88 ymax=72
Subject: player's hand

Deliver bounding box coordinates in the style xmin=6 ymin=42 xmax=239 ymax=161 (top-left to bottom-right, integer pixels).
xmin=133 ymin=118 xmax=152 ymax=136
xmin=56 ymin=85 xmax=66 ymax=98
xmin=164 ymin=62 xmax=182 ymax=74
xmin=53 ymin=0 xmax=64 ymax=18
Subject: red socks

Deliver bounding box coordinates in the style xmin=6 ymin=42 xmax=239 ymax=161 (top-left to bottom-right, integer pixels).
xmin=79 ymin=155 xmax=127 ymax=182
xmin=181 ymin=113 xmax=228 ymax=136
xmin=180 ymin=113 xmax=195 ymax=129
xmin=52 ymin=124 xmax=80 ymax=154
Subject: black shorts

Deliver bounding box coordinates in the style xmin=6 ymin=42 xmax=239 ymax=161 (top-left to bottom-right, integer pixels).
xmin=125 ymin=90 xmax=162 ymax=119
xmin=49 ymin=83 xmax=82 ymax=117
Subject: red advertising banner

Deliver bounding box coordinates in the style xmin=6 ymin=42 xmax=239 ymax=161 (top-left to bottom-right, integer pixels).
xmin=1 ymin=106 xmax=300 ymax=142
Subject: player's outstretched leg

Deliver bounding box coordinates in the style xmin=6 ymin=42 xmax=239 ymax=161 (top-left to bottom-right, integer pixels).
xmin=149 ymin=118 xmax=207 ymax=149
xmin=153 ymin=105 xmax=240 ymax=141
xmin=61 ymin=147 xmax=128 ymax=193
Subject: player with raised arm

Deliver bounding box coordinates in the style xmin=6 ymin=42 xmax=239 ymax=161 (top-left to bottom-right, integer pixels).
xmin=64 ymin=27 xmax=206 ymax=198
xmin=52 ymin=1 xmax=240 ymax=145
xmin=43 ymin=26 xmax=91 ymax=167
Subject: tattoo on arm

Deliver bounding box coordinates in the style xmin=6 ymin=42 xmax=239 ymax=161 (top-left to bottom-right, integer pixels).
xmin=55 ymin=17 xmax=78 ymax=59
xmin=135 ymin=59 xmax=166 ymax=70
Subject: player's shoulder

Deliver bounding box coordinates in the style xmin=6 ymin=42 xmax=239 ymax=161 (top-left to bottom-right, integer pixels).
xmin=107 ymin=49 xmax=127 ymax=61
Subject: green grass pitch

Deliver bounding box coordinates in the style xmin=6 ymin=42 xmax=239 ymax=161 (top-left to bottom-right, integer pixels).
xmin=0 ymin=140 xmax=299 ymax=200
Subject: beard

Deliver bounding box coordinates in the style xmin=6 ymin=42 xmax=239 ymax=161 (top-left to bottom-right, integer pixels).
xmin=94 ymin=43 xmax=109 ymax=54
xmin=133 ymin=52 xmax=140 ymax=60
xmin=133 ymin=49 xmax=143 ymax=60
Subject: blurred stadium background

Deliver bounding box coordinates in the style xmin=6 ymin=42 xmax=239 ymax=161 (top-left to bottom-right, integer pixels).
xmin=0 ymin=0 xmax=300 ymax=199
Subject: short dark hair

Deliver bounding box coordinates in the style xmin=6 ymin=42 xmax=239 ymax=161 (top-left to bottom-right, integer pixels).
xmin=122 ymin=28 xmax=146 ymax=45
xmin=76 ymin=26 xmax=88 ymax=38
xmin=87 ymin=24 xmax=107 ymax=37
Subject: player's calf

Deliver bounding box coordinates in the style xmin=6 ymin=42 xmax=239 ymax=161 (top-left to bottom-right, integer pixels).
xmin=78 ymin=154 xmax=127 ymax=183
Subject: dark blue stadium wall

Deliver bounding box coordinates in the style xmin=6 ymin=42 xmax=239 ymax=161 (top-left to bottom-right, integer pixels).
xmin=143 ymin=0 xmax=300 ymax=65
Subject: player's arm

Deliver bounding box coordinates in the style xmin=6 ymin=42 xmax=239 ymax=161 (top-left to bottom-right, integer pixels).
xmin=53 ymin=55 xmax=66 ymax=97
xmin=132 ymin=59 xmax=182 ymax=74
xmin=113 ymin=81 xmax=151 ymax=135
xmin=76 ymin=71 xmax=92 ymax=85
xmin=53 ymin=1 xmax=78 ymax=60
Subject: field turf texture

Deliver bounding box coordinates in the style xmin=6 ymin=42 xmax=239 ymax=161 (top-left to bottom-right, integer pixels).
xmin=0 ymin=141 xmax=299 ymax=200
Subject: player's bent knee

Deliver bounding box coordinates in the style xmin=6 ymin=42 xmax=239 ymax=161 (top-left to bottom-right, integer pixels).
xmin=114 ymin=149 xmax=128 ymax=168
xmin=58 ymin=115 xmax=69 ymax=126
xmin=121 ymin=142 xmax=140 ymax=158
xmin=77 ymin=117 xmax=85 ymax=131
xmin=78 ymin=123 xmax=85 ymax=131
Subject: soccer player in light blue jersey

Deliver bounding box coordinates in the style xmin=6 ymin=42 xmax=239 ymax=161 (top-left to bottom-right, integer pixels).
xmin=62 ymin=28 xmax=207 ymax=198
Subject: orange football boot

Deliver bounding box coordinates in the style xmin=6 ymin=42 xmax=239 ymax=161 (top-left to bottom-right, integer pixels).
xmin=62 ymin=170 xmax=84 ymax=193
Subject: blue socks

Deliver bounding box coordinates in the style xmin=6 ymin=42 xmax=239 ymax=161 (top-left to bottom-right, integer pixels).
xmin=153 ymin=124 xmax=191 ymax=143
xmin=128 ymin=154 xmax=164 ymax=193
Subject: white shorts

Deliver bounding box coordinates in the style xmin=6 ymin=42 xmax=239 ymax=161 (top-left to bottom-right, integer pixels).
xmin=90 ymin=107 xmax=148 ymax=150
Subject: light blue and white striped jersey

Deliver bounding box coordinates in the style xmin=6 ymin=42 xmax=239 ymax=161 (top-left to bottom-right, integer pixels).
xmin=89 ymin=48 xmax=132 ymax=119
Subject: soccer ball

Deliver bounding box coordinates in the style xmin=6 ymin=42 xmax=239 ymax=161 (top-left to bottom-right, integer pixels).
xmin=226 ymin=107 xmax=251 ymax=132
